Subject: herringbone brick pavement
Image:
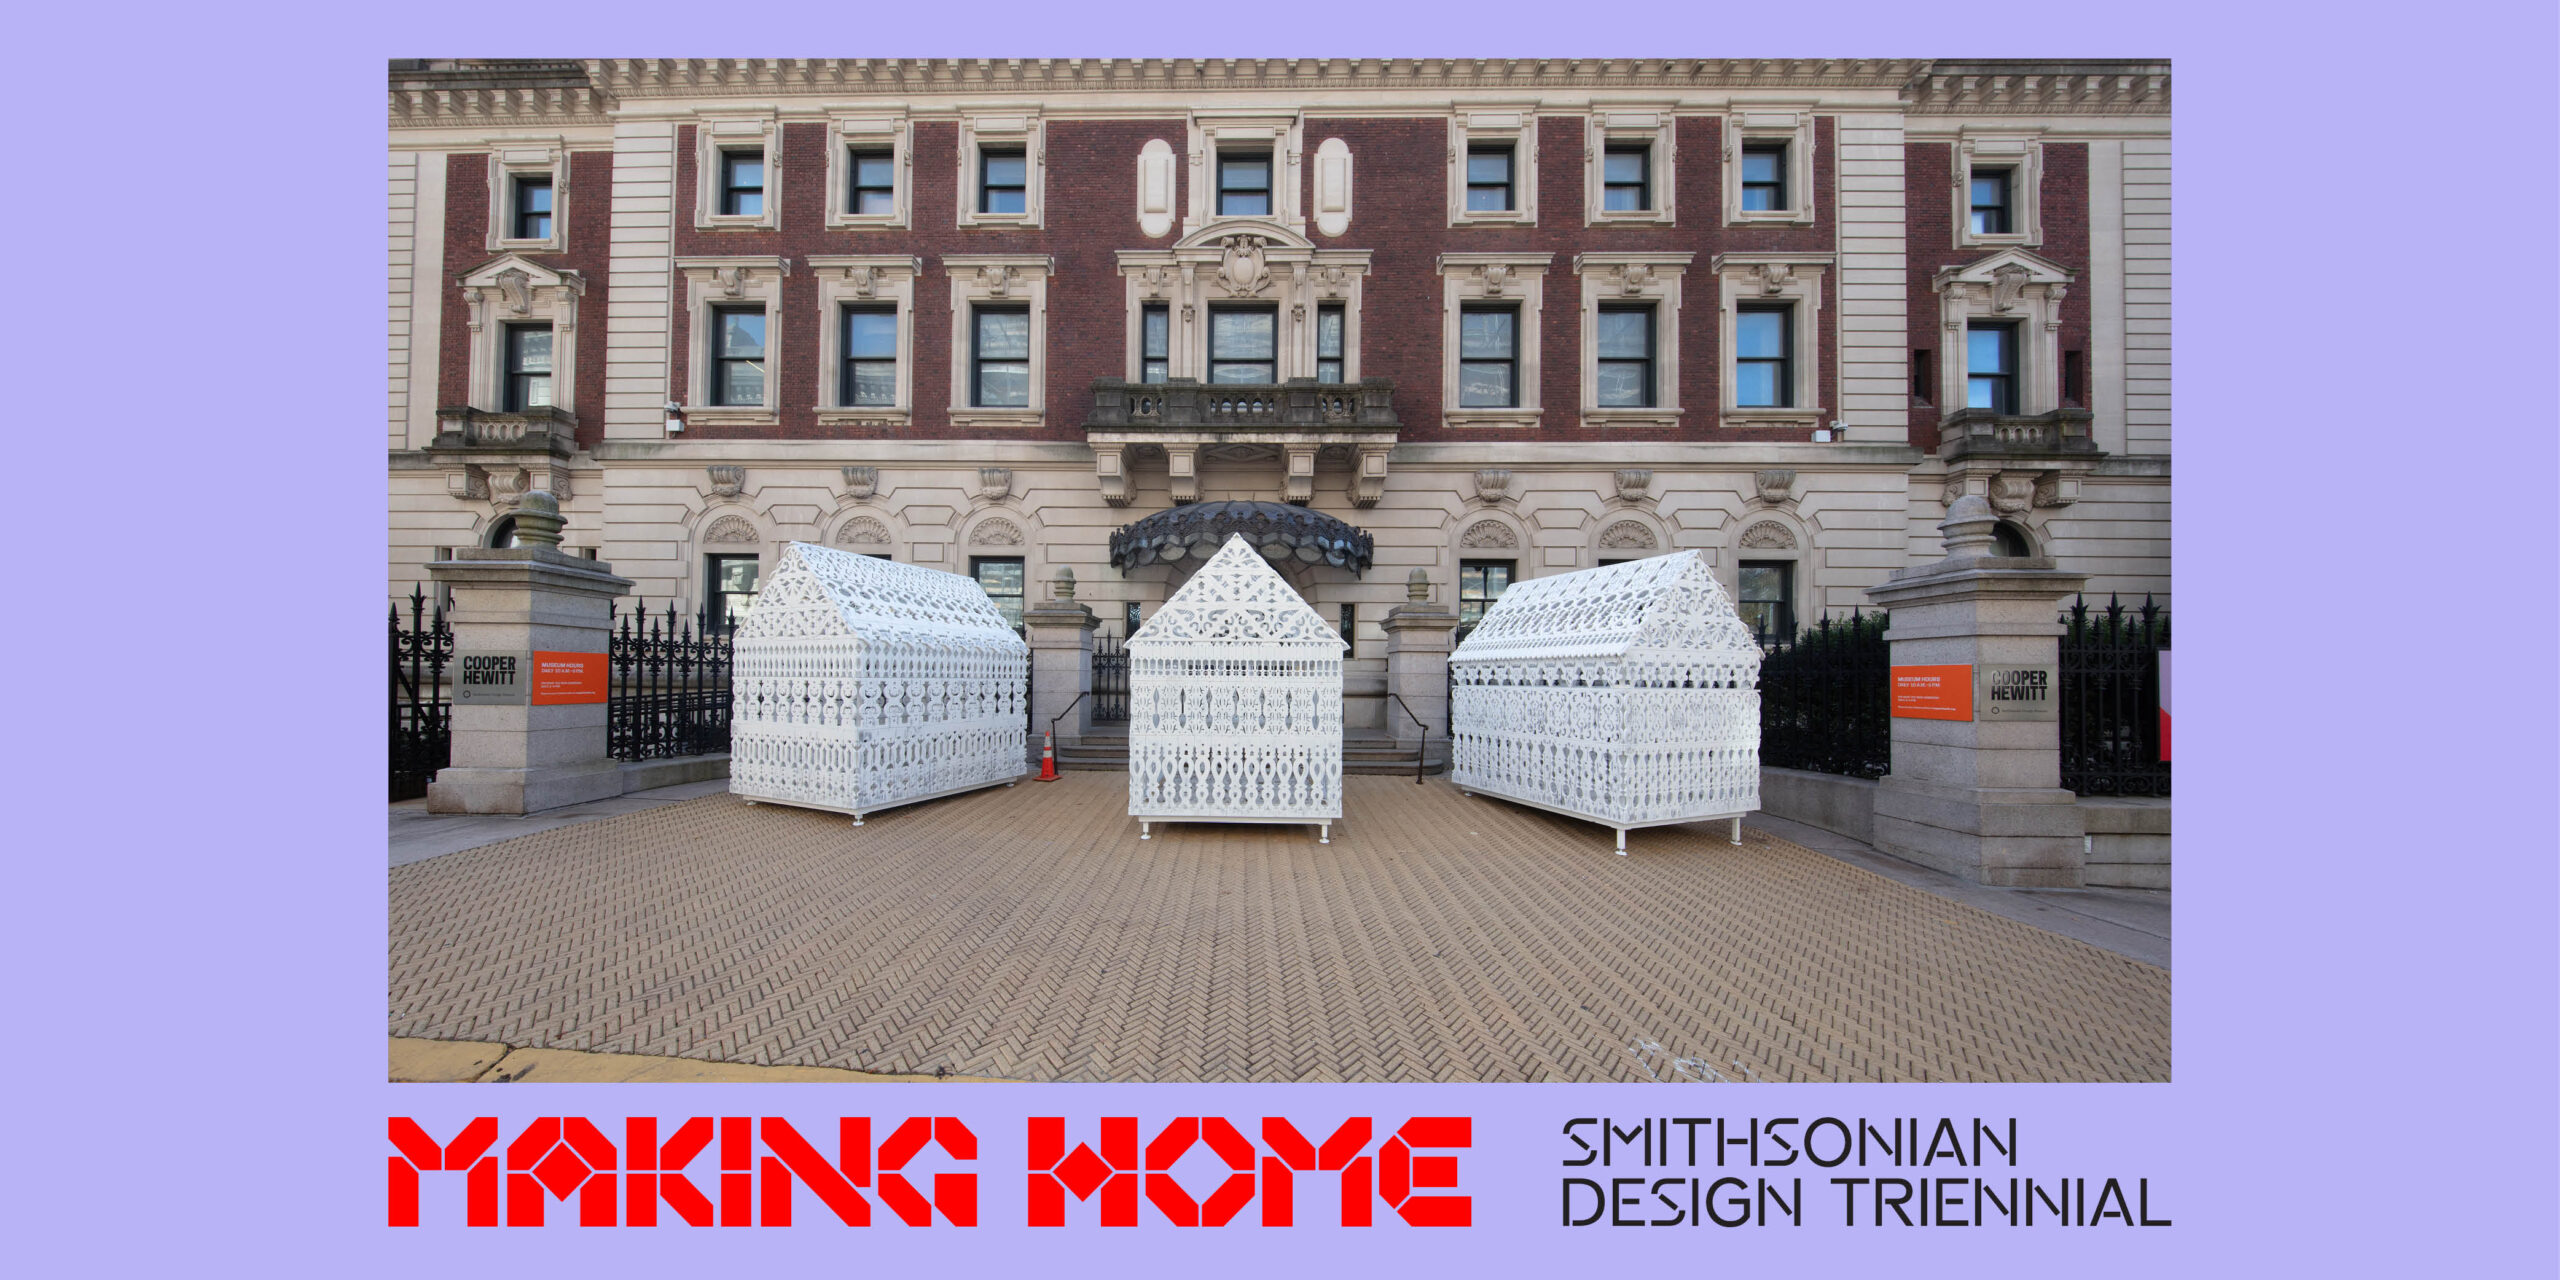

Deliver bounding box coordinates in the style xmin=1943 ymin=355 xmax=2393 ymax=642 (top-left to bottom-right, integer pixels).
xmin=388 ymin=773 xmax=2169 ymax=1082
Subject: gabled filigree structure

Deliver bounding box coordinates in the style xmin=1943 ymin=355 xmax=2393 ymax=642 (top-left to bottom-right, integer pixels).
xmin=1449 ymin=550 xmax=1762 ymax=853
xmin=1126 ymin=535 xmax=1347 ymax=843
xmin=729 ymin=542 xmax=1028 ymax=823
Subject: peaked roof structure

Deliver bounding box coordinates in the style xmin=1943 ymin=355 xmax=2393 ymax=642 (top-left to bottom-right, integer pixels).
xmin=737 ymin=541 xmax=1026 ymax=649
xmin=1128 ymin=535 xmax=1346 ymax=651
xmin=1453 ymin=550 xmax=1761 ymax=665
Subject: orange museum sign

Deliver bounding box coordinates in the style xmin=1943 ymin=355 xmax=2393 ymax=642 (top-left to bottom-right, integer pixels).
xmin=1890 ymin=664 xmax=1973 ymax=721
xmin=529 ymin=651 xmax=608 ymax=705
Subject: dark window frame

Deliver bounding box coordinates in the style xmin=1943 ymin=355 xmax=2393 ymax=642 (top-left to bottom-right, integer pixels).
xmin=1465 ymin=144 xmax=1515 ymax=212
xmin=1216 ymin=150 xmax=1273 ymax=217
xmin=1458 ymin=560 xmax=1515 ymax=628
xmin=706 ymin=554 xmax=762 ymax=630
xmin=1912 ymin=348 xmax=1934 ymax=405
xmin=718 ymin=150 xmax=765 ymax=217
xmin=1315 ymin=302 xmax=1346 ymax=384
xmin=1207 ymin=304 xmax=1279 ymax=384
xmin=839 ymin=304 xmax=898 ymax=408
xmin=1737 ymin=560 xmax=1795 ymax=645
xmin=708 ymin=305 xmax=767 ymax=407
xmin=2062 ymin=349 xmax=2085 ymax=408
xmin=970 ymin=555 xmax=1027 ymax=634
xmin=1458 ymin=303 xmax=1520 ymax=408
xmin=1740 ymin=143 xmax=1787 ymax=211
xmin=1734 ymin=304 xmax=1794 ymax=409
xmin=971 ymin=304 xmax=1032 ymax=407
xmin=511 ymin=175 xmax=554 ymax=240
xmin=1967 ymin=321 xmax=2019 ymax=415
xmin=1602 ymin=144 xmax=1652 ymax=211
xmin=978 ymin=147 xmax=1027 ymax=214
xmin=1969 ymin=167 xmax=2014 ymax=235
xmin=502 ymin=322 xmax=554 ymax=413
xmin=1140 ymin=303 xmax=1170 ymax=384
xmin=1595 ymin=303 xmax=1655 ymax=408
xmin=848 ymin=148 xmax=896 ymax=216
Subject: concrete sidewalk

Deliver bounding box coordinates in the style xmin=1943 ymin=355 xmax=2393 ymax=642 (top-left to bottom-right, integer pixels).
xmin=389 ymin=778 xmax=731 ymax=867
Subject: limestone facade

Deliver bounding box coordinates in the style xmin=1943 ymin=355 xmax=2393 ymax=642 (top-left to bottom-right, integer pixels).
xmin=389 ymin=59 xmax=2170 ymax=734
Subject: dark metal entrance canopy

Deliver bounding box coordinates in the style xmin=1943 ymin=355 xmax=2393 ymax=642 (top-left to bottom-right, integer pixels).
xmin=1108 ymin=500 xmax=1375 ymax=575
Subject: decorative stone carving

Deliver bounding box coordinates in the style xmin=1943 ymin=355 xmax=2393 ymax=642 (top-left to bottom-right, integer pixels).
xmin=2044 ymin=283 xmax=2069 ymax=332
xmin=1313 ymin=264 xmax=1354 ymax=299
xmin=707 ymin=465 xmax=745 ymax=498
xmin=703 ymin=514 xmax=760 ymax=544
xmin=1614 ymin=263 xmax=1655 ymax=296
xmin=1991 ymin=263 xmax=2032 ymax=313
xmin=1614 ymin=469 xmax=1654 ymax=503
xmin=447 ymin=466 xmax=490 ymax=502
xmin=836 ymin=515 xmax=891 ymax=546
xmin=839 ymin=466 xmax=877 ymax=501
xmin=1989 ymin=473 xmax=2036 ymax=513
xmin=2032 ymin=472 xmax=2080 ymax=508
xmin=494 ymin=268 xmax=532 ymax=315
xmin=977 ymin=466 xmax=1013 ymax=502
xmin=1740 ymin=521 xmax=1797 ymax=550
xmin=1449 ymin=551 xmax=1762 ymax=853
xmin=844 ymin=263 xmax=879 ymax=298
xmin=1094 ymin=446 xmax=1130 ymax=507
xmin=1460 ymin=519 xmax=1518 ymax=549
xmin=1476 ymin=262 xmax=1513 ymax=297
xmin=1600 ymin=520 xmax=1658 ymax=551
xmin=728 ymin=542 xmax=1030 ymax=823
xmin=1133 ymin=264 xmax=1174 ymax=298
xmin=716 ymin=265 xmax=753 ymax=298
xmin=976 ymin=264 xmax=1017 ymax=298
xmin=1406 ymin=568 xmax=1432 ymax=603
xmin=1472 ymin=468 xmax=1514 ymax=504
xmin=970 ymin=518 xmax=1026 ymax=547
xmin=1753 ymin=468 xmax=1796 ymax=505
xmin=1218 ymin=234 xmax=1270 ymax=296
xmin=1348 ymin=448 xmax=1390 ymax=508
xmin=1755 ymin=262 xmax=1793 ymax=296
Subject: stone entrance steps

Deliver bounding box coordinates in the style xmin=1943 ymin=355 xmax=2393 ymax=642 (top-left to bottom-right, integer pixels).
xmin=1054 ymin=729 xmax=1445 ymax=775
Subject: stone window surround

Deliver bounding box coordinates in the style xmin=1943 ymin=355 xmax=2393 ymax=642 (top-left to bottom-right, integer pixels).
xmin=1117 ymin=243 xmax=1370 ymax=384
xmin=808 ymin=254 xmax=923 ymax=425
xmin=944 ymin=254 xmax=1054 ymax=428
xmin=1436 ymin=252 xmax=1552 ymax=429
xmin=956 ymin=110 xmax=1044 ymax=229
xmin=1931 ymin=249 xmax=2074 ymax=416
xmin=1953 ymin=130 xmax=2044 ymax=249
xmin=823 ymin=114 xmax=912 ymax=229
xmin=1709 ymin=252 xmax=1831 ymax=429
xmin=1583 ymin=106 xmax=1677 ymax=227
xmin=1728 ymin=511 xmax=1810 ymax=635
xmin=484 ymin=140 xmax=568 ymax=253
xmin=459 ymin=254 xmax=585 ymax=417
xmin=1573 ymin=251 xmax=1693 ymax=429
xmin=1184 ymin=110 xmax=1304 ymax=236
xmin=692 ymin=115 xmax=782 ymax=231
xmin=1722 ymin=105 xmax=1817 ymax=226
xmin=1447 ymin=106 xmax=1538 ymax=227
xmin=675 ymin=255 xmax=790 ymax=426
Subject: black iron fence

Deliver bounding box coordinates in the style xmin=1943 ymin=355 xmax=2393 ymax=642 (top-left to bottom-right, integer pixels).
xmin=390 ymin=586 xmax=453 ymax=801
xmin=1092 ymin=630 xmax=1130 ymax=723
xmin=2058 ymin=594 xmax=2169 ymax=797
xmin=1756 ymin=611 xmax=1892 ymax=779
xmin=607 ymin=601 xmax=735 ymax=761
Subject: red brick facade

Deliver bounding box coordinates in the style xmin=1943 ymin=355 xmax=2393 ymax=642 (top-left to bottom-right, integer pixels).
xmin=439 ymin=150 xmax=617 ymax=449
xmin=1903 ymin=141 xmax=2089 ymax=454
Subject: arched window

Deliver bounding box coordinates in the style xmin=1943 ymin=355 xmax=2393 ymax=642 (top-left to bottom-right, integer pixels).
xmin=486 ymin=516 xmax=521 ymax=549
xmin=1993 ymin=521 xmax=2033 ymax=558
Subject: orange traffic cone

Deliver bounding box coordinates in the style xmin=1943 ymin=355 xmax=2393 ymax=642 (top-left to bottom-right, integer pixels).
xmin=1037 ymin=729 xmax=1058 ymax=781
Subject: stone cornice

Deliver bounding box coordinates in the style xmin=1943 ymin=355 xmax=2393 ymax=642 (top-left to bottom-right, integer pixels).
xmin=389 ymin=58 xmax=2170 ymax=128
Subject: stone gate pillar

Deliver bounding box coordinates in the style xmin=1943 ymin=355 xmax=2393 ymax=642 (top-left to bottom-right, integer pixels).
xmin=1864 ymin=495 xmax=2087 ymax=887
xmin=426 ymin=491 xmax=632 ymax=815
xmin=1023 ymin=567 xmax=1098 ymax=748
xmin=1381 ymin=568 xmax=1459 ymax=754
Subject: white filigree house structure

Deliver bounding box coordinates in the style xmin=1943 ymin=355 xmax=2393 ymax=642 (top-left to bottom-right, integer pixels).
xmin=1127 ymin=535 xmax=1347 ymax=843
xmin=729 ymin=542 xmax=1029 ymax=823
xmin=1449 ymin=551 xmax=1762 ymax=853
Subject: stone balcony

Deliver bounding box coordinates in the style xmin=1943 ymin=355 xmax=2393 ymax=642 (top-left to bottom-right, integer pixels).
xmin=1934 ymin=407 xmax=2101 ymax=515
xmin=427 ymin=406 xmax=579 ymax=503
xmin=1083 ymin=378 xmax=1402 ymax=508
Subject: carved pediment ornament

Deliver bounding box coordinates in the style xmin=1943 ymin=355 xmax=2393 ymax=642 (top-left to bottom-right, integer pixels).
xmin=1476 ymin=263 xmax=1513 ymax=297
xmin=703 ymin=514 xmax=760 ymax=544
xmin=2044 ymin=283 xmax=2069 ymax=331
xmin=494 ymin=268 xmax=532 ymax=315
xmin=716 ymin=266 xmax=751 ymax=298
xmin=1472 ymin=468 xmax=1513 ymax=504
xmin=1314 ymin=264 xmax=1353 ymax=299
xmin=845 ymin=264 xmax=878 ymax=298
xmin=1991 ymin=264 xmax=2032 ymax=313
xmin=1600 ymin=520 xmax=1657 ymax=550
xmin=971 ymin=518 xmax=1026 ymax=547
xmin=1134 ymin=265 xmax=1174 ymax=299
xmin=707 ymin=465 xmax=745 ymax=498
xmin=1755 ymin=263 xmax=1792 ymax=296
xmin=1614 ymin=468 xmax=1653 ymax=503
xmin=1739 ymin=521 xmax=1797 ymax=550
xmin=1615 ymin=263 xmax=1654 ymax=296
xmin=977 ymin=264 xmax=1016 ymax=298
xmin=978 ymin=467 xmax=1013 ymax=502
xmin=1753 ymin=468 xmax=1796 ymax=505
xmin=1218 ymin=235 xmax=1270 ymax=296
xmin=840 ymin=465 xmax=877 ymax=501
xmin=837 ymin=515 xmax=891 ymax=546
xmin=1460 ymin=519 xmax=1517 ymax=549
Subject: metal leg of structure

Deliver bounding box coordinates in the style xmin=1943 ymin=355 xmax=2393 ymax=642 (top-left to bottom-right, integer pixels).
xmin=1615 ymin=828 xmax=1628 ymax=856
xmin=852 ymin=813 xmax=864 ymax=826
xmin=1731 ymin=817 xmax=1742 ymax=845
xmin=1318 ymin=823 xmax=1330 ymax=845
xmin=1140 ymin=821 xmax=1151 ymax=840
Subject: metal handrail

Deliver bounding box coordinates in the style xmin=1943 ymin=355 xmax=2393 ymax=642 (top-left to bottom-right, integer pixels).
xmin=1383 ymin=693 xmax=1432 ymax=785
xmin=1047 ymin=690 xmax=1089 ymax=735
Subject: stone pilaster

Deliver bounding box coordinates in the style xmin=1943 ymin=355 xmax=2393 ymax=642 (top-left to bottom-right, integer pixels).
xmin=426 ymin=491 xmax=634 ymax=814
xmin=1864 ymin=496 xmax=2087 ymax=887
xmin=1023 ymin=567 xmax=1099 ymax=747
xmin=1380 ymin=568 xmax=1459 ymax=752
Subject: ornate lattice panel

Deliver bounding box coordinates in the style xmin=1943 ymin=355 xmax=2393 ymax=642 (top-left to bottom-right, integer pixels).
xmin=1450 ymin=551 xmax=1761 ymax=850
xmin=729 ymin=542 xmax=1029 ymax=821
xmin=1127 ymin=535 xmax=1346 ymax=841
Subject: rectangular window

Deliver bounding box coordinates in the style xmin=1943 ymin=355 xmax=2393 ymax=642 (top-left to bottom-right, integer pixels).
xmin=719 ymin=151 xmax=764 ymax=217
xmin=1465 ymin=145 xmax=1514 ymax=212
xmin=2063 ymin=349 xmax=2085 ymax=407
xmin=1969 ymin=169 xmax=2013 ymax=235
xmin=1217 ymin=152 xmax=1272 ymax=216
xmin=1458 ymin=305 xmax=1519 ymax=407
xmin=707 ymin=554 xmax=761 ymax=630
xmin=980 ymin=149 xmax=1027 ymax=214
xmin=1315 ymin=303 xmax=1346 ymax=384
xmin=1123 ymin=601 xmax=1142 ymax=635
xmin=1912 ymin=348 xmax=1934 ymax=404
xmin=840 ymin=306 xmax=897 ymax=407
xmin=1967 ymin=322 xmax=2018 ymax=414
xmin=1740 ymin=144 xmax=1786 ymax=211
xmin=972 ymin=306 xmax=1031 ymax=407
xmin=1734 ymin=306 xmax=1792 ymax=408
xmin=710 ymin=307 xmax=766 ymax=406
xmin=511 ymin=176 xmax=553 ymax=240
xmin=1208 ymin=306 xmax=1277 ymax=384
xmin=971 ymin=556 xmax=1026 ymax=633
xmin=1458 ymin=560 xmax=1514 ymax=628
xmin=849 ymin=149 xmax=896 ymax=215
xmin=1338 ymin=603 xmax=1357 ymax=653
xmin=502 ymin=323 xmax=553 ymax=412
xmin=1603 ymin=146 xmax=1650 ymax=211
xmin=1595 ymin=305 xmax=1654 ymax=408
xmin=1737 ymin=561 xmax=1794 ymax=645
xmin=1140 ymin=303 xmax=1170 ymax=384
